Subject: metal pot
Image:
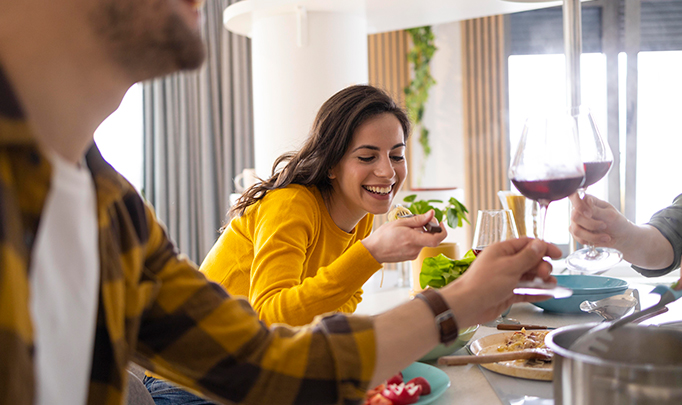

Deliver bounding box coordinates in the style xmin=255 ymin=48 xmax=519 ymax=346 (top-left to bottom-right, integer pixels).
xmin=546 ymin=323 xmax=682 ymax=405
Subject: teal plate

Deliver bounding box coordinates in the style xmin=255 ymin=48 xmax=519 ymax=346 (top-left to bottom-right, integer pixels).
xmin=402 ymin=362 xmax=451 ymax=404
xmin=531 ymin=274 xmax=628 ymax=313
xmin=550 ymin=274 xmax=628 ymax=294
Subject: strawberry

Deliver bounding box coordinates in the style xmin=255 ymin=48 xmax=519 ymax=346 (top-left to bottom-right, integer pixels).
xmin=381 ymin=382 xmax=422 ymax=405
xmin=366 ymin=393 xmax=394 ymax=405
xmin=386 ymin=372 xmax=403 ymax=386
xmin=407 ymin=377 xmax=431 ymax=395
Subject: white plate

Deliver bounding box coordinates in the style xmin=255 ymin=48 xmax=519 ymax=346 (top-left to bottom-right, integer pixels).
xmin=468 ymin=331 xmax=553 ymax=381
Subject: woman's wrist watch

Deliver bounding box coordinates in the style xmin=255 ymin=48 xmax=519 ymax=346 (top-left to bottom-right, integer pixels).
xmin=415 ymin=288 xmax=459 ymax=345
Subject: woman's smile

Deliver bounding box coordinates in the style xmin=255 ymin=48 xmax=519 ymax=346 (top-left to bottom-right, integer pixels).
xmin=363 ymin=184 xmax=395 ymax=197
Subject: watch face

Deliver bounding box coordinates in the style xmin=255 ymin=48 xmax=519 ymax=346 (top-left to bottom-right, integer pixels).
xmin=438 ymin=311 xmax=459 ymax=345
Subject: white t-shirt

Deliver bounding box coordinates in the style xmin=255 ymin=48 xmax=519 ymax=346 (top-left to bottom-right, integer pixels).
xmin=29 ymin=152 xmax=100 ymax=405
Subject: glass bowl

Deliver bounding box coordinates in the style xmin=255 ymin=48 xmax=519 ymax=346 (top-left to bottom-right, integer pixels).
xmin=419 ymin=324 xmax=480 ymax=362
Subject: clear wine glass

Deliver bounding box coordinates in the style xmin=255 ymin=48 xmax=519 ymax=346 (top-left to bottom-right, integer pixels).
xmin=472 ymin=210 xmax=519 ymax=256
xmin=472 ymin=210 xmax=521 ymax=326
xmin=509 ymin=109 xmax=585 ymax=242
xmin=565 ymin=107 xmax=623 ymax=274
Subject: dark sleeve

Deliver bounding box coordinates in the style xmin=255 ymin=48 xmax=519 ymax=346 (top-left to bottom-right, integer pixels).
xmin=632 ymin=193 xmax=682 ymax=277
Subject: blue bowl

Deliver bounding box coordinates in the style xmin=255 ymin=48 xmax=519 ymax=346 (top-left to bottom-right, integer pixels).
xmin=531 ymin=275 xmax=628 ymax=313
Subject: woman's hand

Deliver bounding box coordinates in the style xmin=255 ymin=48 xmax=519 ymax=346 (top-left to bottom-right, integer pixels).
xmin=362 ymin=210 xmax=447 ymax=263
xmin=568 ymin=192 xmax=633 ymax=251
xmin=569 ymin=192 xmax=675 ymax=270
xmin=441 ymin=238 xmax=561 ymax=328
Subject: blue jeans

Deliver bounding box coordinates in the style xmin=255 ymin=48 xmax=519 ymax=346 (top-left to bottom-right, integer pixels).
xmin=143 ymin=375 xmax=217 ymax=405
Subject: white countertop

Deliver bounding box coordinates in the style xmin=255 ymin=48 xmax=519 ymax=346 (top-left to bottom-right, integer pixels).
xmin=356 ymin=271 xmax=682 ymax=405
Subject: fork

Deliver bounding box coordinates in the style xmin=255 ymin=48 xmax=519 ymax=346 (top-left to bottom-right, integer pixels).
xmin=389 ymin=205 xmax=443 ymax=233
xmin=569 ymin=285 xmax=682 ymax=357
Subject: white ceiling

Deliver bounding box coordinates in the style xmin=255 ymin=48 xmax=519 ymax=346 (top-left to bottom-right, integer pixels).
xmin=365 ymin=0 xmax=562 ymax=34
xmin=224 ymin=0 xmax=563 ymax=37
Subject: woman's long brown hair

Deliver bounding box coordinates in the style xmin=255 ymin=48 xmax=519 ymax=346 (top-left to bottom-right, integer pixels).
xmin=226 ymin=85 xmax=410 ymax=227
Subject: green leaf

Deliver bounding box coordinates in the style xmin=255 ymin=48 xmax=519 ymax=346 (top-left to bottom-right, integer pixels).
xmin=445 ymin=208 xmax=459 ymax=229
xmin=401 ymin=195 xmax=469 ymax=230
xmin=412 ymin=200 xmax=432 ymax=215
xmin=403 ymin=194 xmax=417 ymax=203
xmin=442 ymin=197 xmax=470 ymax=228
xmin=404 ymin=26 xmax=437 ymax=159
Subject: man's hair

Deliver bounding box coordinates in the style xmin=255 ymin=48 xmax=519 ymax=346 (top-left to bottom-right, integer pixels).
xmin=227 ymin=84 xmax=410 ymax=223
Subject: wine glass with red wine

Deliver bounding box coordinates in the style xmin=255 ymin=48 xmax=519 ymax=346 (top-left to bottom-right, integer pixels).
xmin=472 ymin=210 xmax=520 ymax=325
xmin=565 ymin=107 xmax=622 ymax=274
xmin=509 ymin=109 xmax=585 ymax=242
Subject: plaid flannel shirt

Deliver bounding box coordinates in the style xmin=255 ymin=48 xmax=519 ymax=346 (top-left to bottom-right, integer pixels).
xmin=0 ymin=69 xmax=376 ymax=405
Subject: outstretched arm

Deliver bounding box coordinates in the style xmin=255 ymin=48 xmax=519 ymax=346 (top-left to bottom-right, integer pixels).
xmin=370 ymin=237 xmax=561 ymax=386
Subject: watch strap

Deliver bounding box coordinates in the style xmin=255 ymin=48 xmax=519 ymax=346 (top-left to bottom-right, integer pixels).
xmin=415 ymin=288 xmax=459 ymax=345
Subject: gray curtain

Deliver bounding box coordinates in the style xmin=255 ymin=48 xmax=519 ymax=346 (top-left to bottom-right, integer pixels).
xmin=143 ymin=0 xmax=253 ymax=264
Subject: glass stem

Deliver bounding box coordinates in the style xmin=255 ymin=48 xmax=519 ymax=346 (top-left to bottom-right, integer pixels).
xmin=537 ymin=202 xmax=549 ymax=241
xmin=579 ymin=187 xmax=600 ymax=259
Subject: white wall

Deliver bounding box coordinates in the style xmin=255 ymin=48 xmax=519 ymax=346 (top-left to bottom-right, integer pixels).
xmin=251 ymin=11 xmax=369 ymax=179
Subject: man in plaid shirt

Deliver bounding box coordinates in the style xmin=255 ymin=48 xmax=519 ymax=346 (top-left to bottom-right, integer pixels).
xmin=0 ymin=0 xmax=560 ymax=404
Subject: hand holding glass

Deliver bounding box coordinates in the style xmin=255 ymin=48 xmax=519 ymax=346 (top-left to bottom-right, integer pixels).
xmin=472 ymin=209 xmax=572 ymax=304
xmin=565 ymin=107 xmax=623 ymax=274
xmin=472 ymin=210 xmax=520 ymax=326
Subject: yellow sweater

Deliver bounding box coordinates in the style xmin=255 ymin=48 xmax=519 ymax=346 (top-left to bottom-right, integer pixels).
xmin=201 ymin=184 xmax=382 ymax=326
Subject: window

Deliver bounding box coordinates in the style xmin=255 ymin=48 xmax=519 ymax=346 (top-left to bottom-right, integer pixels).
xmin=508 ymin=1 xmax=682 ymax=249
xmin=93 ymin=84 xmax=144 ymax=192
xmin=508 ymin=53 xmax=608 ymax=246
xmin=633 ymin=51 xmax=682 ymax=223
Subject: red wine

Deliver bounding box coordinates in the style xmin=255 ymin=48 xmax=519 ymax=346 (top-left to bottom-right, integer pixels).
xmin=472 ymin=248 xmax=483 ymax=256
xmin=511 ymin=175 xmax=584 ymax=203
xmin=582 ymin=161 xmax=612 ymax=188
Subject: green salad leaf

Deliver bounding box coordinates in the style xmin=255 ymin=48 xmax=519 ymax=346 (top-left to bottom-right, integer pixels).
xmin=402 ymin=194 xmax=470 ymax=229
xmin=419 ymin=250 xmax=476 ymax=289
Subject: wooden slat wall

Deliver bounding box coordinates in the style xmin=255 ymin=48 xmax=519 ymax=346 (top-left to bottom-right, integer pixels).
xmin=462 ymin=15 xmax=509 ymax=228
xmin=367 ymin=29 xmax=412 ymax=253
xmin=368 ymin=30 xmax=410 ymax=106
xmin=367 ymin=30 xmax=412 ymax=190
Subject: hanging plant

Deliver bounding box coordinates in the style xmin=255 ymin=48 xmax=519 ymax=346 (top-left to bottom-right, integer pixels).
xmin=404 ymin=26 xmax=437 ymax=157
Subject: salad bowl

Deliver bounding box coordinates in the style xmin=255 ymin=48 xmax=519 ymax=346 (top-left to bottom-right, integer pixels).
xmin=419 ymin=324 xmax=480 ymax=361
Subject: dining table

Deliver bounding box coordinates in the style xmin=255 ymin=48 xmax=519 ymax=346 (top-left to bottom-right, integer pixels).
xmin=356 ymin=263 xmax=682 ymax=405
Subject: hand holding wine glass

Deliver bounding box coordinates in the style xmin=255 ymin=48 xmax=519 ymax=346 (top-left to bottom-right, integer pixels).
xmin=472 ymin=210 xmax=521 ymax=326
xmin=565 ymin=107 xmax=622 ymax=274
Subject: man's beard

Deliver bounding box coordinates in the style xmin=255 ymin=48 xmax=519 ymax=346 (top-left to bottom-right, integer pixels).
xmin=91 ymin=1 xmax=206 ymax=80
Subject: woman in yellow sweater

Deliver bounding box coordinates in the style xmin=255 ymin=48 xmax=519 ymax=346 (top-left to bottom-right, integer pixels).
xmin=200 ymin=85 xmax=446 ymax=327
